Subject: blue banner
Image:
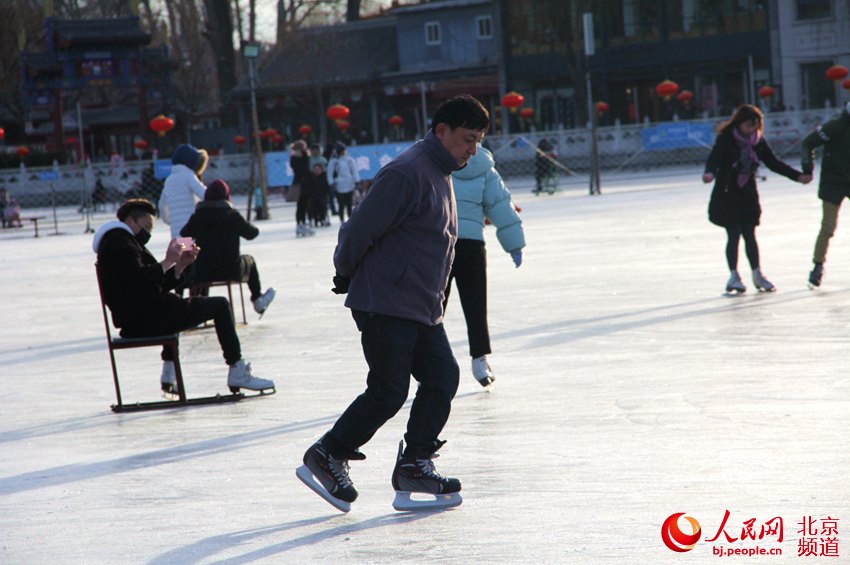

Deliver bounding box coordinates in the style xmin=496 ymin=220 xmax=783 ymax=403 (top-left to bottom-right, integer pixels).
xmin=266 ymin=142 xmax=412 ymax=187
xmin=154 ymin=159 xmax=173 ymax=180
xmin=640 ymin=123 xmax=714 ymax=151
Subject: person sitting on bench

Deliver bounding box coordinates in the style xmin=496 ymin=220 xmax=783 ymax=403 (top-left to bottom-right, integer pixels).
xmin=92 ymin=198 xmax=274 ymax=397
xmin=180 ymin=180 xmax=276 ymax=316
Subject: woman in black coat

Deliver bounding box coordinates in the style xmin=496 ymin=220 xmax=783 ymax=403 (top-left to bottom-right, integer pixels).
xmin=703 ymin=104 xmax=811 ymax=293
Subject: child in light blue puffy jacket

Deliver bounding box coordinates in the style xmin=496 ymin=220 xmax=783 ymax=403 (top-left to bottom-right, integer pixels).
xmin=447 ymin=145 xmax=525 ymax=386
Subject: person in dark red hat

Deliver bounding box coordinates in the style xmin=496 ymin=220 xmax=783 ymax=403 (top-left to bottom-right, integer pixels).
xmin=181 ymin=179 xmax=276 ymax=317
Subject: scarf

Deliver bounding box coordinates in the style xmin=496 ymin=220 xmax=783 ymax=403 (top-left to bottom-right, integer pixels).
xmin=732 ymin=127 xmax=761 ymax=188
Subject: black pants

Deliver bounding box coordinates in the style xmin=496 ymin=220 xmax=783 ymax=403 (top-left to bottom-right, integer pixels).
xmin=336 ymin=192 xmax=354 ymax=223
xmin=724 ymin=222 xmax=759 ymax=270
xmin=327 ymin=310 xmax=459 ymax=459
xmin=238 ymin=255 xmax=262 ymax=301
xmin=295 ymin=185 xmax=310 ymax=224
xmin=444 ymin=239 xmax=490 ymax=358
xmin=121 ymin=296 xmax=241 ymax=366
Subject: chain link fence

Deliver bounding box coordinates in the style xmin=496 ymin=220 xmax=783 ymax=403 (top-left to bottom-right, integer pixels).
xmin=0 ymin=107 xmax=840 ymax=233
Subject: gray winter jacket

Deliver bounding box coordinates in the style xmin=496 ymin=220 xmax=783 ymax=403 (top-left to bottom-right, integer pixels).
xmin=333 ymin=131 xmax=460 ymax=325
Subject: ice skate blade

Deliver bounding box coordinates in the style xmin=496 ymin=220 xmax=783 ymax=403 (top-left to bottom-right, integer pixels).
xmin=392 ymin=491 xmax=462 ymax=512
xmin=724 ymin=289 xmax=746 ymax=296
xmin=295 ymin=465 xmax=351 ymax=513
xmin=228 ymin=385 xmax=275 ymax=395
xmin=756 ymin=286 xmax=776 ymax=293
xmin=475 ymin=377 xmax=494 ymax=391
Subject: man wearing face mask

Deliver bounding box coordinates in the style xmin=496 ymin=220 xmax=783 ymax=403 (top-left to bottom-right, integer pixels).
xmin=93 ymin=198 xmax=274 ymax=397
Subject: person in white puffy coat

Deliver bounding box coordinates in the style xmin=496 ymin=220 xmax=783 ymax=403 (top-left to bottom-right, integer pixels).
xmin=158 ymin=144 xmax=209 ymax=238
xmin=447 ymin=145 xmax=525 ymax=386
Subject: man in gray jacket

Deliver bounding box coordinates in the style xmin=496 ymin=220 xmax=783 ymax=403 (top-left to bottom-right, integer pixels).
xmin=297 ymin=95 xmax=490 ymax=512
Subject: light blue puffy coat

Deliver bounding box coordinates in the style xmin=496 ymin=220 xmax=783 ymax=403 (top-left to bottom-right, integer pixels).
xmin=451 ymin=146 xmax=525 ymax=253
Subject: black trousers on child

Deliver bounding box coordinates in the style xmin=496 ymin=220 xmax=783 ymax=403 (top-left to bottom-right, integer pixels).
xmin=238 ymin=255 xmax=263 ymax=301
xmin=326 ymin=310 xmax=460 ymax=459
xmin=444 ymin=239 xmax=490 ymax=359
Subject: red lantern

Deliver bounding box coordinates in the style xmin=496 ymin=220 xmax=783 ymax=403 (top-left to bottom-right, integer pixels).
xmin=501 ymin=91 xmax=525 ymax=113
xmin=16 ymin=146 xmax=29 ymax=158
xmin=677 ymin=90 xmax=694 ymax=104
xmin=0 ymin=127 xmax=5 ymax=140
xmin=388 ymin=115 xmax=404 ymax=127
xmin=298 ymin=124 xmax=313 ymax=136
xmin=655 ymin=80 xmax=679 ymax=100
xmin=825 ymin=64 xmax=849 ymax=83
xmin=519 ymin=108 xmax=534 ymax=119
xmin=133 ymin=139 xmax=149 ymax=150
xmin=259 ymin=127 xmax=277 ymax=139
xmin=843 ymin=79 xmax=850 ymax=91
xmin=758 ymin=85 xmax=776 ymax=100
xmin=595 ymin=101 xmax=609 ymax=116
xmin=336 ymin=120 xmax=351 ymax=132
xmin=233 ymin=135 xmax=247 ymax=146
xmin=272 ymin=134 xmax=283 ymax=144
xmin=64 ymin=136 xmax=79 ymax=146
xmin=326 ymin=104 xmax=350 ymax=121
xmin=149 ymin=114 xmax=175 ymax=137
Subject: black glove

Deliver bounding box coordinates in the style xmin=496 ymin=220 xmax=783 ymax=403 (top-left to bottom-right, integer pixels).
xmin=332 ymin=273 xmax=351 ymax=295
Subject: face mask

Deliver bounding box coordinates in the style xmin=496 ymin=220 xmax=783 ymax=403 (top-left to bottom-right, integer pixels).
xmin=135 ymin=228 xmax=151 ymax=246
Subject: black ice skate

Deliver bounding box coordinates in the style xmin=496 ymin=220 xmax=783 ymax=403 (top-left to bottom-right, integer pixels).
xmin=296 ymin=436 xmax=365 ymax=513
xmin=808 ymin=262 xmax=824 ymax=288
xmin=391 ymin=440 xmax=462 ymax=512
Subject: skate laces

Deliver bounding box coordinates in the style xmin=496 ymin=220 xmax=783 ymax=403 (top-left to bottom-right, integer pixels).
xmin=328 ymin=455 xmax=353 ymax=489
xmin=414 ymin=455 xmax=450 ymax=483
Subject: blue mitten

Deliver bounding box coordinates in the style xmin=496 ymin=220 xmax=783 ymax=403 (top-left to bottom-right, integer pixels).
xmin=510 ymin=249 xmax=523 ymax=268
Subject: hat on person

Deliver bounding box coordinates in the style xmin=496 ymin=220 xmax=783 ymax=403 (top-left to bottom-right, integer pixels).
xmin=205 ymin=179 xmax=231 ymax=201
xmin=335 ymin=142 xmax=347 ymax=152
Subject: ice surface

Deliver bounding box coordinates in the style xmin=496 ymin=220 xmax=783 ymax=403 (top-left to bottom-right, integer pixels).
xmin=1 ymin=168 xmax=848 ymax=564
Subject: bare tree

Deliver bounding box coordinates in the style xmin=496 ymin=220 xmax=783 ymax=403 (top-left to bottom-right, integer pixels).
xmin=203 ymin=0 xmax=237 ymax=113
xmin=161 ymin=0 xmax=218 ymax=125
xmin=0 ymin=2 xmax=46 ymax=131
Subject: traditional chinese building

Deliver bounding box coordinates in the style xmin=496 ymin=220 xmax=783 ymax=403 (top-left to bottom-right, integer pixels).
xmin=20 ymin=16 xmax=172 ymax=157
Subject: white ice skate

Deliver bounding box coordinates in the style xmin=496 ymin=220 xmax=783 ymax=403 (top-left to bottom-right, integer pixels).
xmin=391 ymin=441 xmax=462 ymax=512
xmin=725 ymin=271 xmax=746 ymax=295
xmin=160 ymin=360 xmax=179 ymax=400
xmin=252 ymin=287 xmax=276 ymax=317
xmin=471 ymin=356 xmax=495 ymax=387
xmin=296 ymin=223 xmax=315 ymax=238
xmin=752 ymin=268 xmax=776 ymax=292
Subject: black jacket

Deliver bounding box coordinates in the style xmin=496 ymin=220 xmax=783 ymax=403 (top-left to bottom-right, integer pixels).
xmin=704 ymin=128 xmax=801 ymax=227
xmin=96 ymin=227 xmax=183 ymax=329
xmin=180 ymin=200 xmax=259 ymax=282
xmin=801 ymin=108 xmax=850 ymax=204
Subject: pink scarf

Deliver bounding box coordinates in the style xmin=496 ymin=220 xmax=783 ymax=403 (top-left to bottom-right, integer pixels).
xmin=732 ymin=127 xmax=761 ymax=188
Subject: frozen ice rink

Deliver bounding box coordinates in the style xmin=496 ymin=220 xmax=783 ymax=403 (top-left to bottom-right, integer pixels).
xmin=2 ymin=167 xmax=848 ymax=564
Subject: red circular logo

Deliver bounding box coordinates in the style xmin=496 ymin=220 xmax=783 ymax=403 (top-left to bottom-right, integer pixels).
xmin=661 ymin=513 xmax=702 ymax=552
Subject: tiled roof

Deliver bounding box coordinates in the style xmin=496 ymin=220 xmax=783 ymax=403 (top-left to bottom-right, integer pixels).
xmin=256 ymin=18 xmax=398 ymax=91
xmin=52 ymin=18 xmax=151 ymax=47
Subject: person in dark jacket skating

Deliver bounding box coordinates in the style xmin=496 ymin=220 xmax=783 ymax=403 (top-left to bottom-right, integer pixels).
xmin=296 ymin=95 xmax=491 ymax=513
xmin=703 ymin=104 xmax=811 ymax=294
xmin=801 ymin=102 xmax=850 ymax=287
xmin=180 ymin=180 xmax=275 ymax=316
